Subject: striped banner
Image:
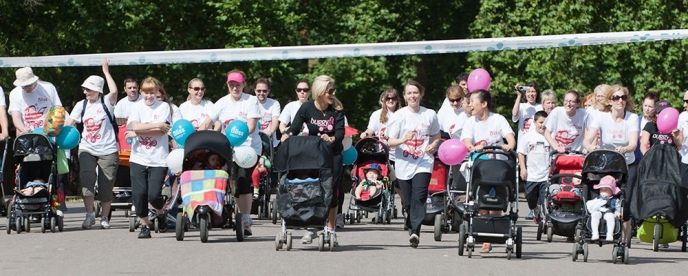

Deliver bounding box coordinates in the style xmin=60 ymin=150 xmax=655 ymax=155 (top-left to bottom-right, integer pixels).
xmin=1 ymin=29 xmax=687 ymax=68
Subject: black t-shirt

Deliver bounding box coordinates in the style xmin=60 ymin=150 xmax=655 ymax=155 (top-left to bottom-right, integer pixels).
xmin=287 ymin=100 xmax=345 ymax=154
xmin=643 ymin=122 xmax=676 ymax=148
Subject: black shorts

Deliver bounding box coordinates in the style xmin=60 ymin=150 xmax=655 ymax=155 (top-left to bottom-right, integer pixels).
xmin=232 ymin=162 xmax=257 ymax=197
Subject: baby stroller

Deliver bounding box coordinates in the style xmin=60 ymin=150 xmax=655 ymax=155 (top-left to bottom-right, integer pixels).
xmin=273 ymin=136 xmax=336 ymax=251
xmin=253 ymin=132 xmax=273 ymax=220
xmin=630 ymin=144 xmax=688 ymax=252
xmin=458 ymin=146 xmax=522 ymax=259
xmin=6 ymin=133 xmax=64 ymax=234
xmin=174 ymin=131 xmax=237 ymax=242
xmin=539 ymin=152 xmax=585 ymax=242
xmin=346 ymin=137 xmax=393 ymax=225
xmin=572 ymin=150 xmax=628 ymax=264
xmin=433 ymin=156 xmax=471 ymax=242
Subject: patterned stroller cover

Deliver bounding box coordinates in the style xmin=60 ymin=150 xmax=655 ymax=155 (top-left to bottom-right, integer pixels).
xmin=179 ymin=131 xmax=234 ymax=220
xmin=180 ymin=170 xmax=229 ymax=220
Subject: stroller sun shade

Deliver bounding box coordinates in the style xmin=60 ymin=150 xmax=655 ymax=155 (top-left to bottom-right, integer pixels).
xmin=183 ymin=131 xmax=233 ymax=167
xmin=274 ymin=136 xmax=333 ymax=172
xmin=13 ymin=133 xmax=56 ymax=158
xmin=581 ymin=150 xmax=628 ymax=183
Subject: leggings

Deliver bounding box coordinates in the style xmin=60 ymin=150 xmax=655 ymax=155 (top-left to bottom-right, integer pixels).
xmin=398 ymin=173 xmax=432 ymax=236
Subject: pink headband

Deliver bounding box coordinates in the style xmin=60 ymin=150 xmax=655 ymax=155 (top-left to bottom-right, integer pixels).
xmin=226 ymin=72 xmax=245 ymax=83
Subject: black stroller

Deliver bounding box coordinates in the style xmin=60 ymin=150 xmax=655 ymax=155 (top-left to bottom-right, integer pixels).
xmin=6 ymin=134 xmax=64 ymax=234
xmin=572 ymin=150 xmax=628 ymax=264
xmin=346 ymin=137 xmax=394 ymax=225
xmin=458 ymin=147 xmax=522 ymax=259
xmin=629 ymin=144 xmax=688 ymax=252
xmin=252 ymin=132 xmax=274 ymax=220
xmin=174 ymin=131 xmax=237 ymax=242
xmin=273 ymin=136 xmax=336 ymax=251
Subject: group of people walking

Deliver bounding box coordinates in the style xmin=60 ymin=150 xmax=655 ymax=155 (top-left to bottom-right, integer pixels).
xmin=3 ymin=63 xmax=687 ymax=249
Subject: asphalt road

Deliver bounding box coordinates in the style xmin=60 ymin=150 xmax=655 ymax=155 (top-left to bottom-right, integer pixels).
xmin=1 ymin=195 xmax=686 ymax=276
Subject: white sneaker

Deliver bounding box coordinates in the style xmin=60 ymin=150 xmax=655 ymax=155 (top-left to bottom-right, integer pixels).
xmin=301 ymin=230 xmax=315 ymax=244
xmin=605 ymin=233 xmax=614 ymax=242
xmin=336 ymin=214 xmax=344 ymax=229
xmin=100 ymin=217 xmax=110 ymax=229
xmin=591 ymin=233 xmax=599 ymax=241
xmin=82 ymin=214 xmax=96 ymax=229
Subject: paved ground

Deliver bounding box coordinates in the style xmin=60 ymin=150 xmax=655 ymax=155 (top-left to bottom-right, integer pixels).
xmin=1 ymin=195 xmax=687 ymax=275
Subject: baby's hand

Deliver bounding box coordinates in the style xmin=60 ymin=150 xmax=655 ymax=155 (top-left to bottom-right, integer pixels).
xmin=614 ymin=212 xmax=621 ymax=218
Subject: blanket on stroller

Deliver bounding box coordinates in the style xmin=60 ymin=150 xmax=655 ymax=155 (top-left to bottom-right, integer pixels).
xmin=180 ymin=170 xmax=228 ymax=220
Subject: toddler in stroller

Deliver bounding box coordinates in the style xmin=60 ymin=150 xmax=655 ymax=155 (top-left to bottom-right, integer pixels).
xmin=354 ymin=163 xmax=383 ymax=200
xmin=586 ymin=175 xmax=622 ymax=241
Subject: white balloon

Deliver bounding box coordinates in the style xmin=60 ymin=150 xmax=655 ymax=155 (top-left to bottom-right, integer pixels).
xmin=342 ymin=136 xmax=353 ymax=151
xmin=167 ymin=149 xmax=185 ymax=173
xmin=233 ymin=146 xmax=258 ymax=169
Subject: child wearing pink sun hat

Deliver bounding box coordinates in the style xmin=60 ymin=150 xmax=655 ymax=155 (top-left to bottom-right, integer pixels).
xmin=586 ymin=175 xmax=622 ymax=241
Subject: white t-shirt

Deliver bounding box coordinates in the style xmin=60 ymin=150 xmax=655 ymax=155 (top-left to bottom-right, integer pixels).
xmin=438 ymin=107 xmax=468 ymax=139
xmin=366 ymin=109 xmax=396 ymax=160
xmin=114 ymin=94 xmax=143 ymax=118
xmin=210 ymin=93 xmax=262 ymax=155
xmin=544 ymin=107 xmax=587 ymax=152
xmin=0 ymin=86 xmax=6 ymax=107
xmin=179 ymin=100 xmax=214 ymax=130
xmin=258 ymin=98 xmax=281 ymax=147
xmin=678 ymin=112 xmax=688 ymax=164
xmin=70 ymin=98 xmax=118 ymax=155
xmin=590 ymin=111 xmax=639 ymax=164
xmin=127 ymin=100 xmax=172 ymax=167
xmin=8 ymin=81 xmax=62 ymax=131
xmin=386 ymin=107 xmax=440 ymax=180
xmin=518 ymin=131 xmax=551 ymax=182
xmin=461 ymin=112 xmax=514 ymax=148
xmin=278 ymin=100 xmax=308 ymax=133
xmin=514 ymin=103 xmax=542 ymax=153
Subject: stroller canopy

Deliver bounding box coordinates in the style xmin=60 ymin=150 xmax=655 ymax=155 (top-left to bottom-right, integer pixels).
xmin=183 ymin=131 xmax=233 ymax=166
xmin=274 ymin=136 xmax=333 ymax=172
xmin=582 ymin=150 xmax=628 ymax=184
xmin=354 ymin=137 xmax=389 ymax=165
xmin=13 ymin=133 xmax=56 ymax=157
xmin=630 ymin=144 xmax=688 ymax=228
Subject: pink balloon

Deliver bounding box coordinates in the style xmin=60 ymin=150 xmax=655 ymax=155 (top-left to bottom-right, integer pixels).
xmin=657 ymin=107 xmax=679 ymax=133
xmin=438 ymin=139 xmax=468 ymax=166
xmin=467 ymin=68 xmax=491 ymax=92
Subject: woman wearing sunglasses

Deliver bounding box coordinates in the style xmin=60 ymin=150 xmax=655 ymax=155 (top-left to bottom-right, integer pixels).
xmin=179 ymin=78 xmax=216 ymax=130
xmin=583 ymin=84 xmax=639 ymax=243
xmin=281 ymin=75 xmax=345 ymax=246
xmin=437 ymin=85 xmax=468 ymax=139
xmin=278 ymin=80 xmax=311 ymax=135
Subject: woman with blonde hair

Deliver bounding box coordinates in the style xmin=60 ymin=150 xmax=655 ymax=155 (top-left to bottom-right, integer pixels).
xmin=281 ymin=75 xmax=345 ymax=246
xmin=179 ymin=78 xmax=215 ymax=130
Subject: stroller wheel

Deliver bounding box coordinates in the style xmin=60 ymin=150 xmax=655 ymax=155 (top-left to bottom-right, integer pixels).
xmin=583 ymin=243 xmax=589 ymax=262
xmin=50 ymin=217 xmax=57 ymax=233
xmin=571 ymin=243 xmax=578 ymax=262
xmin=271 ymin=203 xmax=278 ymax=225
xmin=275 ymin=233 xmax=282 ymax=251
xmin=546 ymin=225 xmax=553 ymax=242
xmin=318 ymin=233 xmax=325 ymax=252
xmin=199 ymin=214 xmax=209 ymax=243
xmin=393 ymin=208 xmax=398 ymax=219
xmin=57 ymin=216 xmax=64 ymax=232
xmin=286 ymin=232 xmax=293 ymax=251
xmin=23 ymin=217 xmax=30 ymax=233
xmin=612 ymin=246 xmax=618 ymax=264
xmin=128 ymin=216 xmax=136 ymax=232
xmin=536 ymin=220 xmax=543 ymax=241
xmin=175 ymin=212 xmax=184 ymax=241
xmin=40 ymin=217 xmax=46 ymax=233
xmin=16 ymin=217 xmax=22 ymax=234
xmin=433 ymin=214 xmax=443 ymax=242
xmin=235 ymin=215 xmax=244 ymax=242
xmin=6 ymin=216 xmax=11 ymax=235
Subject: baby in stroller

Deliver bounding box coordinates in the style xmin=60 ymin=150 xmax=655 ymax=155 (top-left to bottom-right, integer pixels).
xmin=586 ymin=175 xmax=622 ymax=241
xmin=354 ymin=163 xmax=383 ymax=200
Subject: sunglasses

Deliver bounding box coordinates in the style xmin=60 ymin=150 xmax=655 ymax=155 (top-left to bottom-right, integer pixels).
xmin=296 ymin=88 xmax=310 ymax=92
xmin=326 ymin=88 xmax=337 ymax=95
xmin=448 ymin=98 xmax=462 ymax=103
xmin=684 ymin=100 xmax=688 ymax=104
xmin=386 ymin=97 xmax=398 ymax=101
xmin=189 ymin=87 xmax=206 ymax=92
xmin=255 ymin=89 xmax=268 ymax=93
xmin=611 ymin=94 xmax=628 ymax=101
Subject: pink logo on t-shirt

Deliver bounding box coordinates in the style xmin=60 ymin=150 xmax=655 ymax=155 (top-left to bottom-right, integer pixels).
xmin=310 ymin=117 xmax=334 ymax=132
xmin=23 ymin=105 xmax=48 ymax=130
xmin=139 ymin=137 xmax=158 ymax=149
xmin=84 ymin=118 xmax=104 ymax=143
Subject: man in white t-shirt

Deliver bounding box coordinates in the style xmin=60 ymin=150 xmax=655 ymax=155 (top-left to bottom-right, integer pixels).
xmin=0 ymin=86 xmax=9 ymax=140
xmin=114 ymin=77 xmax=142 ymax=126
xmin=253 ymin=78 xmax=281 ymax=147
xmin=8 ymin=67 xmax=63 ymax=135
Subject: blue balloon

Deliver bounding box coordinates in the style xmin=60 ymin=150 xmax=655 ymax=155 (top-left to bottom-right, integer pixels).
xmin=31 ymin=128 xmax=45 ymax=134
xmin=171 ymin=119 xmax=195 ymax=146
xmin=226 ymin=120 xmax=249 ymax=146
xmin=342 ymin=146 xmax=358 ymax=165
xmin=55 ymin=126 xmax=80 ymax=150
